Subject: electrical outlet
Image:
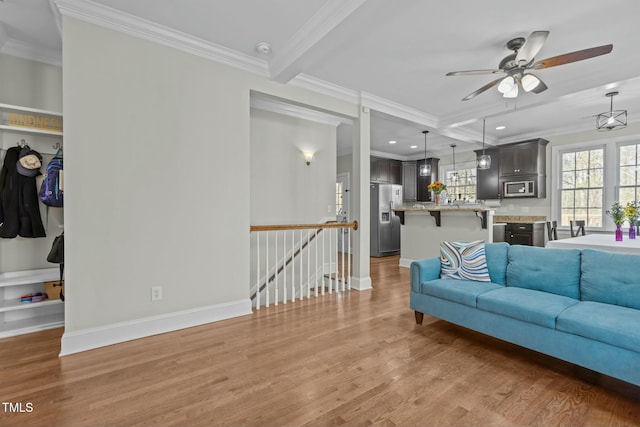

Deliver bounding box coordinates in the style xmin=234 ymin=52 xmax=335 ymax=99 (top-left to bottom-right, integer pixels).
xmin=328 ymin=204 xmax=332 ymax=213
xmin=151 ymin=286 xmax=163 ymax=301
xmin=522 ymin=206 xmax=529 ymax=213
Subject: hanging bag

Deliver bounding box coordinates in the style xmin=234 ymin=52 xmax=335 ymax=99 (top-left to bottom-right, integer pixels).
xmin=47 ymin=232 xmax=64 ymax=301
xmin=39 ymin=149 xmax=63 ymax=207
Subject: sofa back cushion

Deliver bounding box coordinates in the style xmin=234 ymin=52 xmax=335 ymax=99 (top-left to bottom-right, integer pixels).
xmin=581 ymin=249 xmax=640 ymax=310
xmin=506 ymin=245 xmax=581 ymax=299
xmin=484 ymin=242 xmax=509 ymax=286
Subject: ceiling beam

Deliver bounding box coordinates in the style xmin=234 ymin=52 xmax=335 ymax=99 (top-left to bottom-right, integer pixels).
xmin=269 ymin=0 xmax=368 ymax=83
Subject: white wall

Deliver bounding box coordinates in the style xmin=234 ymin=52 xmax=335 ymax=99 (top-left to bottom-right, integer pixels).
xmin=60 ymin=17 xmax=360 ymax=353
xmin=250 ymin=108 xmax=337 ymax=224
xmin=0 ymin=54 xmax=64 ymax=272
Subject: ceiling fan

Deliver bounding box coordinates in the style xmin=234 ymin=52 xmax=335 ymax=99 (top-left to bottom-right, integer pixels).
xmin=446 ymin=31 xmax=613 ymax=101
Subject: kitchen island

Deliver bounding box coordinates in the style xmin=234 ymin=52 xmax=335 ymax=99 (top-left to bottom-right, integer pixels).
xmin=393 ymin=205 xmax=495 ymax=267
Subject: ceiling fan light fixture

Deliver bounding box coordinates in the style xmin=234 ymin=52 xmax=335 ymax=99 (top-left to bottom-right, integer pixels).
xmin=497 ymin=76 xmax=515 ymax=94
xmin=596 ymin=91 xmax=627 ymax=131
xmin=503 ymin=84 xmax=518 ymax=98
xmin=521 ymin=73 xmax=541 ymax=92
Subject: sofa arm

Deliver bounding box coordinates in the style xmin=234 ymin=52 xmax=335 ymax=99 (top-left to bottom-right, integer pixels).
xmin=410 ymin=257 xmax=441 ymax=293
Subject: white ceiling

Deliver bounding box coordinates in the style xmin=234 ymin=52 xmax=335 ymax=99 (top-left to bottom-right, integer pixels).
xmin=2 ymin=0 xmax=640 ymax=160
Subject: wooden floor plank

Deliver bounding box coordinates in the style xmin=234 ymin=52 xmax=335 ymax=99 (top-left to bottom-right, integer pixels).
xmin=1 ymin=255 xmax=639 ymax=426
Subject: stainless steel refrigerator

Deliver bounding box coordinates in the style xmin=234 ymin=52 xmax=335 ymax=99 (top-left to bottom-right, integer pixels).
xmin=370 ymin=183 xmax=402 ymax=257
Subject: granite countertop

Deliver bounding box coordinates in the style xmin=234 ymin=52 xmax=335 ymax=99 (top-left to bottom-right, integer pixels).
xmin=494 ymin=215 xmax=547 ymax=224
xmin=394 ymin=205 xmax=492 ymax=212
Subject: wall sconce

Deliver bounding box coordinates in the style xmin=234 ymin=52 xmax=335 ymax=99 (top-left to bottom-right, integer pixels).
xmin=303 ymin=151 xmax=314 ymax=166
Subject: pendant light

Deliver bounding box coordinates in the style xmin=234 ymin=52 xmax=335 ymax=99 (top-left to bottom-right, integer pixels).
xmin=419 ymin=130 xmax=431 ymax=176
xmin=596 ymin=91 xmax=627 ymax=131
xmin=450 ymin=144 xmax=458 ymax=182
xmin=477 ymin=119 xmax=491 ymax=170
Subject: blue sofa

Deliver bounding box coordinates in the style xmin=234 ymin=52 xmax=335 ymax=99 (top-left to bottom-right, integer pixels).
xmin=410 ymin=242 xmax=640 ymax=387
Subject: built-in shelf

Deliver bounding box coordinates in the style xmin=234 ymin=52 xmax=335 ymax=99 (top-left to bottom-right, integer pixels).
xmin=0 ymin=102 xmax=63 ymax=137
xmin=0 ymin=268 xmax=64 ymax=338
xmin=0 ymin=268 xmax=59 ymax=288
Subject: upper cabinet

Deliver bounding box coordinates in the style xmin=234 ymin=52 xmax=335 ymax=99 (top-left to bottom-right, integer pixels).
xmin=371 ymin=157 xmax=402 ymax=185
xmin=498 ymin=139 xmax=548 ymax=177
xmin=402 ymin=161 xmax=417 ymax=201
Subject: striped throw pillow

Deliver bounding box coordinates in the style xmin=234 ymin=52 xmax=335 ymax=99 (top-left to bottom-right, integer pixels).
xmin=440 ymin=240 xmax=491 ymax=282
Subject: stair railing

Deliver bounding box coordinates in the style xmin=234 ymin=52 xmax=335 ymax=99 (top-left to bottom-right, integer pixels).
xmin=249 ymin=221 xmax=358 ymax=309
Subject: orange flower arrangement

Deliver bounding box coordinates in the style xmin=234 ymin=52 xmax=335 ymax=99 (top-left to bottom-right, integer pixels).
xmin=428 ymin=181 xmax=447 ymax=195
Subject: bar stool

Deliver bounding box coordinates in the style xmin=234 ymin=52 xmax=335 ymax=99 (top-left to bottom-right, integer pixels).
xmin=546 ymin=220 xmax=558 ymax=241
xmin=570 ymin=220 xmax=586 ymax=237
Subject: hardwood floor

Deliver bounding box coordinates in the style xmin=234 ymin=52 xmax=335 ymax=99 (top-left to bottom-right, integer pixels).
xmin=1 ymin=255 xmax=639 ymax=426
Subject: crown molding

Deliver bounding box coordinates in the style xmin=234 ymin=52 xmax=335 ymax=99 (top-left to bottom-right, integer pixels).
xmin=54 ymin=0 xmax=269 ymax=77
xmin=360 ymin=92 xmax=438 ymax=128
xmin=289 ymin=73 xmax=359 ymax=104
xmin=0 ymin=38 xmax=62 ymax=66
xmin=48 ymin=0 xmax=63 ymax=39
xmin=251 ymin=96 xmax=345 ymax=127
xmin=269 ymin=0 xmax=368 ymax=82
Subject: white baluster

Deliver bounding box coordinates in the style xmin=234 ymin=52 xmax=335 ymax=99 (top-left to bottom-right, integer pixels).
xmin=333 ymin=228 xmax=339 ymax=292
xmin=299 ymin=229 xmax=303 ymax=301
xmin=265 ymin=231 xmax=269 ymax=307
xmin=256 ymin=232 xmax=260 ymax=310
xmin=283 ymin=230 xmax=287 ymax=304
xmin=274 ymin=231 xmax=279 ymax=306
xmin=329 ymin=226 xmax=333 ymax=292
xmin=322 ymin=227 xmax=326 ymax=295
xmin=291 ymin=230 xmax=296 ymax=303
xmin=314 ymin=229 xmax=318 ymax=297
xmin=307 ymin=230 xmax=311 ymax=298
xmin=347 ymin=227 xmax=351 ymax=290
xmin=341 ymin=228 xmax=345 ymax=292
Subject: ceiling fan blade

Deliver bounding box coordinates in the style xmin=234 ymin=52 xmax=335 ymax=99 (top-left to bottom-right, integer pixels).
xmin=462 ymin=77 xmax=504 ymax=101
xmin=515 ymin=31 xmax=549 ymax=64
xmin=532 ymin=44 xmax=613 ymax=69
xmin=446 ymin=69 xmax=504 ymax=76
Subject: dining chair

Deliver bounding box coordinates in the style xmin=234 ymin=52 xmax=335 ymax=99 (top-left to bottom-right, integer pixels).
xmin=546 ymin=220 xmax=558 ymax=241
xmin=570 ymin=220 xmax=586 ymax=237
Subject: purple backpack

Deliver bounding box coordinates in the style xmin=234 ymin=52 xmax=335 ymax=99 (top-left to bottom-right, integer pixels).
xmin=39 ymin=153 xmax=63 ymax=207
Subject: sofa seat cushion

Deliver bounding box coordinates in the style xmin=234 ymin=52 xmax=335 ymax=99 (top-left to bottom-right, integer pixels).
xmin=421 ymin=279 xmax=503 ymax=308
xmin=506 ymin=245 xmax=581 ymax=299
xmin=477 ymin=287 xmax=579 ymax=329
xmin=581 ymin=249 xmax=640 ymax=310
xmin=557 ymin=301 xmax=640 ymax=354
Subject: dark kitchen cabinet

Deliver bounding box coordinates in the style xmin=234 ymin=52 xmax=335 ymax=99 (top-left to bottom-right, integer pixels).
xmin=499 ymin=139 xmax=548 ymax=177
xmin=416 ymin=158 xmax=439 ymax=202
xmin=402 ymin=161 xmax=417 ymax=201
xmin=475 ymin=148 xmax=500 ymax=200
xmin=371 ymin=157 xmax=402 ymax=185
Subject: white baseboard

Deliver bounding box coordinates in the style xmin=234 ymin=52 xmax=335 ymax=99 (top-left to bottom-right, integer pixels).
xmin=350 ymin=276 xmax=372 ymax=291
xmin=399 ymin=258 xmax=414 ymax=268
xmin=59 ymin=299 xmax=252 ymax=356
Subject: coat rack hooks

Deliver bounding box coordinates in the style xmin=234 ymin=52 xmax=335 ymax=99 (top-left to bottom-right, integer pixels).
xmin=53 ymin=142 xmax=62 ymax=150
xmin=17 ymin=139 xmax=27 ymax=148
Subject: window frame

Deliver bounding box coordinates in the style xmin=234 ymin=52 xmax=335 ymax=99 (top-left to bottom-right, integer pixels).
xmin=440 ymin=160 xmax=477 ymax=202
xmin=552 ymin=134 xmax=638 ymax=232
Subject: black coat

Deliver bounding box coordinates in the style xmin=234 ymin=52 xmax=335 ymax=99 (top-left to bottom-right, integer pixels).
xmin=0 ymin=146 xmax=46 ymax=238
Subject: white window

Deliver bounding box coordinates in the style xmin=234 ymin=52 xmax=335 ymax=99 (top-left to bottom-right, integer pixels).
xmin=441 ymin=162 xmax=476 ymax=202
xmin=553 ymin=137 xmax=640 ymax=230
xmin=559 ymin=148 xmax=604 ymax=227
xmin=618 ymin=142 xmax=640 ymax=205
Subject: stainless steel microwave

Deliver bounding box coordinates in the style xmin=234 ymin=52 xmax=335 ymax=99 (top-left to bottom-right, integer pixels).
xmin=503 ymin=180 xmax=535 ymax=197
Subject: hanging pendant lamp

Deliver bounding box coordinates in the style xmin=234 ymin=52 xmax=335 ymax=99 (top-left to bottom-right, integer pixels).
xmin=450 ymin=144 xmax=458 ymax=182
xmin=419 ymin=130 xmax=430 ymax=176
xmin=477 ymin=119 xmax=491 ymax=170
xmin=596 ymin=91 xmax=627 ymax=131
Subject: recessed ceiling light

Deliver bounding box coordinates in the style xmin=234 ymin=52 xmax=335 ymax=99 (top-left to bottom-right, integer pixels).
xmin=495 ymin=125 xmax=506 ymax=130
xmin=410 ymin=145 xmax=418 ymax=149
xmin=388 ymin=140 xmax=397 ymax=144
